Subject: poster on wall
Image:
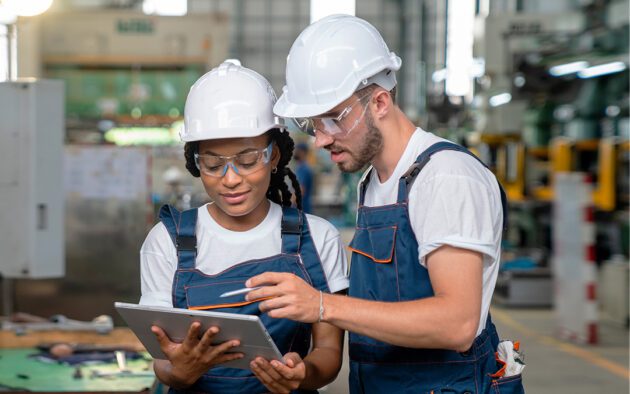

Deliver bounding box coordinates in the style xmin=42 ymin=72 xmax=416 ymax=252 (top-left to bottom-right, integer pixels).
xmin=64 ymin=146 xmax=149 ymax=200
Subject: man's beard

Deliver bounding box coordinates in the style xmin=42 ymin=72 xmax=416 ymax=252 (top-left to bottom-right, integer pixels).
xmin=336 ymin=111 xmax=383 ymax=173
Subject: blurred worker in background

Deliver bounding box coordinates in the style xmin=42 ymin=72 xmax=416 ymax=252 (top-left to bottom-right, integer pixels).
xmin=293 ymin=142 xmax=314 ymax=213
xmin=139 ymin=60 xmax=348 ymax=393
xmin=246 ymin=15 xmax=525 ymax=393
xmin=160 ymin=166 xmax=191 ymax=211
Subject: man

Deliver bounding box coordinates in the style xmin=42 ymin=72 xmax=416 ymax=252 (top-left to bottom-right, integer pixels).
xmin=246 ymin=14 xmax=524 ymax=393
xmin=293 ymin=143 xmax=314 ymax=213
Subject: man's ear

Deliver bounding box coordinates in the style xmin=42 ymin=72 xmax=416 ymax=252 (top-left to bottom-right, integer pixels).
xmin=371 ymin=89 xmax=393 ymax=120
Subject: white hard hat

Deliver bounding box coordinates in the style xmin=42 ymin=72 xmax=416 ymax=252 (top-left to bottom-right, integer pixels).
xmin=274 ymin=14 xmax=402 ymax=119
xmin=181 ymin=60 xmax=284 ymax=142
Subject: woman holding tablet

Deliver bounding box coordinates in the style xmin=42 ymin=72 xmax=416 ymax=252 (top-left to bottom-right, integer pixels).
xmin=139 ymin=60 xmax=348 ymax=393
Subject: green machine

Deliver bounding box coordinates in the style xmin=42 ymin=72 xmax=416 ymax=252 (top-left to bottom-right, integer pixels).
xmin=46 ymin=65 xmax=203 ymax=122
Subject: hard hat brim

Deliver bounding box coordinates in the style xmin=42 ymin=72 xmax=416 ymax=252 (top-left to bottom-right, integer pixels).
xmin=273 ymin=93 xmax=342 ymax=119
xmin=180 ymin=122 xmax=285 ymax=142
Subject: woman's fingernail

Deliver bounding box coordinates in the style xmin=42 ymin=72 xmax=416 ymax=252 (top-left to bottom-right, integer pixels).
xmin=245 ymin=279 xmax=251 ymax=287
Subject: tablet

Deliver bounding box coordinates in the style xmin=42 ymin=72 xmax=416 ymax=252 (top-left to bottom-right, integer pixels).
xmin=115 ymin=302 xmax=283 ymax=370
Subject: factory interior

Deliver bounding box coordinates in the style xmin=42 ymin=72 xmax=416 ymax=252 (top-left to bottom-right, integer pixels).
xmin=0 ymin=0 xmax=628 ymax=392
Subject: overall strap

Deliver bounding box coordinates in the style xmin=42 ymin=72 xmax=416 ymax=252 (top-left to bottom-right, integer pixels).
xmin=358 ymin=167 xmax=374 ymax=206
xmin=158 ymin=204 xmax=198 ymax=270
xmin=280 ymin=206 xmax=302 ymax=254
xmin=396 ymin=142 xmax=509 ymax=230
xmin=281 ymin=207 xmax=330 ymax=292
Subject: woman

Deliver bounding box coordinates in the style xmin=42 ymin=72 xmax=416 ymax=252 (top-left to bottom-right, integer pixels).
xmin=139 ymin=60 xmax=348 ymax=393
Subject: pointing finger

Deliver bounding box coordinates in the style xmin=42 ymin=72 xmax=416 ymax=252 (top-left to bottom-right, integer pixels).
xmin=245 ymin=285 xmax=282 ymax=302
xmin=246 ymin=272 xmax=288 ymax=288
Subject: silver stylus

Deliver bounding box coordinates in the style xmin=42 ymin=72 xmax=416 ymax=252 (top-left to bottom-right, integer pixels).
xmin=219 ymin=286 xmax=262 ymax=298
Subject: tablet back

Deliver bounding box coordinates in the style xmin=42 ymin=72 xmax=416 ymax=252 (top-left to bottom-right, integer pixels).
xmin=115 ymin=302 xmax=283 ymax=370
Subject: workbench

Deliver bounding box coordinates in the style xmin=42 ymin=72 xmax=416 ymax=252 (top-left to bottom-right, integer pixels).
xmin=0 ymin=328 xmax=156 ymax=393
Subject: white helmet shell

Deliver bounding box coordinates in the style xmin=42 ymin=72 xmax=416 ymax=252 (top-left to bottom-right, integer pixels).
xmin=274 ymin=14 xmax=402 ymax=119
xmin=181 ymin=60 xmax=284 ymax=142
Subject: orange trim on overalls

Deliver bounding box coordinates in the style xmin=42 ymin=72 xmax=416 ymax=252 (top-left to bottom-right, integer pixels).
xmin=188 ymin=296 xmax=275 ymax=311
xmin=347 ymin=246 xmax=393 ymax=264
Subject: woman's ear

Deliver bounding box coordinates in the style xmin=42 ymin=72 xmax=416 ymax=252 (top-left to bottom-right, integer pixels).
xmin=271 ymin=143 xmax=281 ymax=169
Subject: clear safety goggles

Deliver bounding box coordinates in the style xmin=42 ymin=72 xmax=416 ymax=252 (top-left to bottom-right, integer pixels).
xmin=293 ymin=93 xmax=371 ymax=137
xmin=194 ymin=142 xmax=273 ymax=177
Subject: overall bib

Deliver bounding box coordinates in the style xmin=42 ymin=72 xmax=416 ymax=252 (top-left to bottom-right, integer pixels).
xmin=160 ymin=205 xmax=330 ymax=393
xmin=348 ymin=142 xmax=524 ymax=394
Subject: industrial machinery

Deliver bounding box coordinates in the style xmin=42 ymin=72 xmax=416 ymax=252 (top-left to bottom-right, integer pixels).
xmin=17 ymin=11 xmax=229 ymax=130
xmin=473 ymin=12 xmax=584 ymax=307
xmin=476 ymin=12 xmax=584 ymax=140
xmin=474 ymin=1 xmax=629 ymax=308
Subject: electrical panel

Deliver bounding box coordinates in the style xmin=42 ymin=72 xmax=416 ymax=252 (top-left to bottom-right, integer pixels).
xmin=0 ymin=80 xmax=64 ymax=278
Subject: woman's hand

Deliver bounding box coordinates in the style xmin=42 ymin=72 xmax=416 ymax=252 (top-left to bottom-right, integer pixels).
xmin=250 ymin=352 xmax=306 ymax=393
xmin=152 ymin=322 xmax=243 ymax=387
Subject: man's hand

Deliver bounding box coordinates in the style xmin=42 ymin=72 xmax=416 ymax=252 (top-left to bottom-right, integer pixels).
xmin=251 ymin=353 xmax=306 ymax=393
xmin=152 ymin=322 xmax=243 ymax=386
xmin=245 ymin=272 xmax=320 ymax=323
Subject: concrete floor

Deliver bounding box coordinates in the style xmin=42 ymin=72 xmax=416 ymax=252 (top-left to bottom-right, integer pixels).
xmin=320 ymin=307 xmax=630 ymax=393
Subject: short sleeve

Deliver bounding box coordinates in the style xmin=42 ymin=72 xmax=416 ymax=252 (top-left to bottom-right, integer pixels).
xmin=410 ymin=174 xmax=501 ymax=267
xmin=305 ymin=215 xmax=349 ymax=293
xmin=139 ymin=222 xmax=177 ymax=307
xmin=319 ymin=233 xmax=350 ymax=293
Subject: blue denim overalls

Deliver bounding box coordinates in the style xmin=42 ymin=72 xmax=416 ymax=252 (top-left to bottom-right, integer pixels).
xmin=348 ymin=142 xmax=524 ymax=393
xmin=159 ymin=204 xmax=329 ymax=393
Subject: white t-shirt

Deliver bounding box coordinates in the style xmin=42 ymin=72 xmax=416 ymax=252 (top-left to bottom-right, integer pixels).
xmin=362 ymin=128 xmax=503 ymax=336
xmin=140 ymin=201 xmax=349 ymax=307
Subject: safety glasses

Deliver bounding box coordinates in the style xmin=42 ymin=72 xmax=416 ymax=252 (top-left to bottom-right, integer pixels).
xmin=293 ymin=92 xmax=372 ymax=137
xmin=194 ymin=142 xmax=273 ymax=177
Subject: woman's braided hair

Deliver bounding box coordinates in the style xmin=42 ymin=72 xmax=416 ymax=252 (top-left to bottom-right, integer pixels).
xmin=183 ymin=128 xmax=303 ymax=210
xmin=267 ymin=129 xmax=303 ymax=210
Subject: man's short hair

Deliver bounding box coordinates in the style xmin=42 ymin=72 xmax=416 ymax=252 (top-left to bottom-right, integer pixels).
xmin=356 ymin=84 xmax=397 ymax=105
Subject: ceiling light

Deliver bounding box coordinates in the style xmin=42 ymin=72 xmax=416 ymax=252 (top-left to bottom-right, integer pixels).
xmin=578 ymin=61 xmax=626 ymax=79
xmin=3 ymin=0 xmax=53 ymax=17
xmin=549 ymin=61 xmax=589 ymax=77
xmin=489 ymin=93 xmax=512 ymax=107
xmin=143 ymin=0 xmax=187 ymax=16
